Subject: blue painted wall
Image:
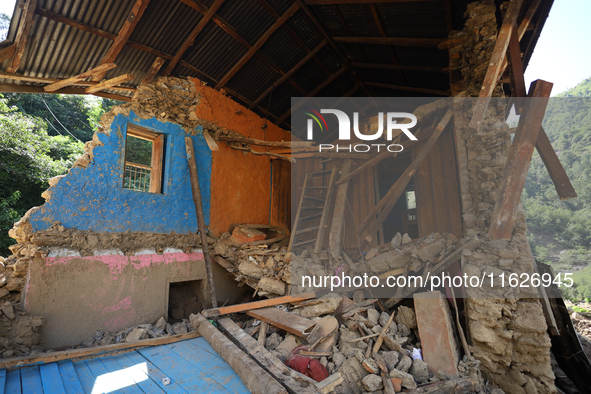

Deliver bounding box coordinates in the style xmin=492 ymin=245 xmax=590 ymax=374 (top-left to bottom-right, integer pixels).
xmin=29 ymin=111 xmax=211 ymax=234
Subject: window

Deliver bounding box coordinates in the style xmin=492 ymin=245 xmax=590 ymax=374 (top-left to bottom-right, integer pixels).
xmin=405 ymin=190 xmax=416 ymax=210
xmin=123 ymin=125 xmax=163 ymax=193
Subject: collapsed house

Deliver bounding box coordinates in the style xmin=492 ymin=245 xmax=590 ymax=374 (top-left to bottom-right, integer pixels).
xmin=1 ymin=0 xmax=590 ymax=393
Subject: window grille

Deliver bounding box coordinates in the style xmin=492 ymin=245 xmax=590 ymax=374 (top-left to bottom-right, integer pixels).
xmin=123 ymin=125 xmax=164 ymax=193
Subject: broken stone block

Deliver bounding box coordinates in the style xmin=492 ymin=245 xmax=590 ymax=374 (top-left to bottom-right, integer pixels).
xmin=367 ymin=308 xmax=380 ymax=325
xmin=396 ymin=306 xmax=417 ymax=329
xmin=298 ymin=295 xmax=341 ymax=318
xmin=391 ymin=378 xmax=402 ymax=391
xmin=389 ymin=368 xmax=417 ymax=390
xmin=0 ymin=288 xmax=9 ymax=299
xmin=362 ymin=374 xmax=383 ymax=392
xmin=230 ymin=225 xmax=266 ymax=244
xmin=172 ymin=322 xmax=188 ymax=334
xmin=265 ymin=332 xmax=281 ymax=351
xmin=379 ymin=312 xmax=397 ymax=333
xmin=154 ymin=316 xmax=166 ymax=331
xmin=276 ymin=334 xmax=298 ymax=354
xmin=333 ymin=352 xmax=346 ymax=369
xmin=1 ymin=301 xmax=15 ymax=320
xmin=380 ymin=351 xmax=400 ymax=371
xmin=409 ymin=359 xmax=429 ymax=383
xmin=390 ymin=232 xmax=402 ymax=248
xmin=413 ymin=291 xmax=460 ymax=378
xmin=397 ymin=323 xmax=410 ymax=337
xmin=126 ymin=327 xmax=148 ymax=342
xmin=238 ymin=261 xmax=263 ymax=278
xmin=417 ymin=237 xmax=445 ymax=262
xmin=402 ymin=234 xmax=412 ymax=245
xmin=396 ymin=355 xmax=412 ymax=373
xmin=362 ymin=358 xmax=380 ymax=374
xmin=339 ymin=358 xmax=369 ymax=394
xmin=257 ymin=277 xmax=285 ymax=295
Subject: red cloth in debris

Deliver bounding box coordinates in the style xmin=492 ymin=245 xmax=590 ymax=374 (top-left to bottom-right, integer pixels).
xmin=285 ymin=345 xmax=329 ymax=382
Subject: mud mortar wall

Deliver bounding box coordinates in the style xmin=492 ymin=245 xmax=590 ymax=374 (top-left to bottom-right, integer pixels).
xmin=450 ymin=1 xmax=556 ymax=393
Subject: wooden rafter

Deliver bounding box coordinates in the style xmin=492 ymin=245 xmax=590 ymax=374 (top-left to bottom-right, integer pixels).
xmin=44 ymin=63 xmax=117 ymax=92
xmin=369 ymin=4 xmax=407 ymax=86
xmin=86 ymin=74 xmax=134 ymax=94
xmin=163 ymin=0 xmax=225 ymax=75
xmin=468 ymin=0 xmax=523 ymax=131
xmin=352 ymin=62 xmax=445 ymax=73
xmin=93 ymin=0 xmax=151 ymax=81
xmin=0 ymin=44 xmax=16 ymax=64
xmin=488 ymin=80 xmax=552 ymax=240
xmin=0 ymin=71 xmax=135 ymax=92
xmin=215 ymin=3 xmax=299 ymax=89
xmin=6 ymin=0 xmax=38 ymax=73
xmin=333 ymin=36 xmax=444 ymax=47
xmin=141 ymin=57 xmax=165 ymax=85
xmin=365 ymin=81 xmax=449 ymax=96
xmin=0 ymin=84 xmax=131 ymax=102
xmin=275 ymin=66 xmax=347 ymax=125
xmin=250 ymin=40 xmax=327 ymax=109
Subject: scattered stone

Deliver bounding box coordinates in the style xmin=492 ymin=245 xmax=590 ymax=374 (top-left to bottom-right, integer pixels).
xmin=402 ymin=234 xmax=412 ymax=245
xmin=379 ymin=312 xmax=396 ymax=333
xmin=397 ymin=323 xmax=410 ymax=337
xmin=298 ymin=295 xmax=341 ymax=318
xmin=396 ymin=355 xmax=412 ymax=373
xmin=362 ymin=374 xmax=383 ymax=392
xmin=0 ymin=288 xmax=9 ymax=299
xmin=410 ymin=359 xmax=429 ymax=383
xmin=380 ymin=351 xmax=400 ymax=371
xmin=362 ymin=358 xmax=380 ymax=374
xmin=391 ymin=378 xmax=403 ymax=392
xmin=154 ymin=316 xmax=167 ymax=331
xmin=333 ymin=352 xmax=346 ymax=369
xmin=396 ymin=306 xmax=417 ymax=329
xmin=367 ymin=308 xmax=380 ymax=325
xmin=1 ymin=301 xmax=15 ymax=320
xmin=389 ymin=368 xmax=417 ymax=390
xmin=126 ymin=327 xmax=148 ymax=342
xmin=171 ymin=322 xmax=188 ymax=334
xmin=265 ymin=332 xmax=281 ymax=351
xmin=390 ymin=233 xmax=402 ymax=248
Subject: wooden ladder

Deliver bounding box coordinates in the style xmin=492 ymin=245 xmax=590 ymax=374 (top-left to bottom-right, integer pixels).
xmin=288 ymin=167 xmax=338 ymax=253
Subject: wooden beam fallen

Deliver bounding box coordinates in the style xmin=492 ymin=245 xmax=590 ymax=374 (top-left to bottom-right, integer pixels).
xmin=190 ymin=313 xmax=289 ymax=394
xmin=44 ymin=63 xmax=117 ymax=92
xmin=201 ymin=291 xmax=319 ymax=318
xmin=140 ymin=57 xmax=165 ymax=85
xmin=93 ymin=0 xmax=151 ymax=81
xmin=0 ymin=332 xmax=201 ymax=369
xmin=488 ymin=80 xmax=552 ymax=240
xmin=6 ymin=0 xmax=38 ymax=73
xmin=246 ymin=307 xmax=317 ymax=337
xmin=85 ymin=74 xmax=134 ymax=94
xmin=0 ymin=83 xmax=132 ymax=101
xmin=0 ymin=71 xmax=135 ymax=92
xmin=217 ymin=317 xmax=322 ymax=394
xmin=163 ymin=0 xmax=226 ymax=75
xmin=468 ymin=0 xmax=524 ymax=131
xmin=333 ymin=36 xmax=444 ymax=47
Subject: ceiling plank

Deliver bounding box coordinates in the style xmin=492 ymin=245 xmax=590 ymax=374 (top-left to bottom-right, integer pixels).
xmin=141 ymin=57 xmax=166 ymax=84
xmin=215 ymin=3 xmax=299 ymax=89
xmin=275 ymin=66 xmax=347 ymax=125
xmin=0 ymin=83 xmax=131 ymax=102
xmin=163 ymin=0 xmax=226 ymax=75
xmin=93 ymin=0 xmax=151 ymax=81
xmin=468 ymin=0 xmax=523 ymax=131
xmin=44 ymin=63 xmax=117 ymax=92
xmin=365 ymin=81 xmax=448 ymax=96
xmin=6 ymin=0 xmax=38 ymax=73
xmin=0 ymin=44 xmax=16 ymax=64
xmin=351 ymin=62 xmax=445 ymax=73
xmin=333 ymin=36 xmax=444 ymax=47
xmin=250 ymin=40 xmax=327 ymax=109
xmin=86 ymin=74 xmax=134 ymax=94
xmin=370 ymin=4 xmax=406 ymax=83
xmin=0 ymin=71 xmax=135 ymax=92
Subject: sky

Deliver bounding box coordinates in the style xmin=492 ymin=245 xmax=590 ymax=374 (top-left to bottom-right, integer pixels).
xmin=0 ymin=0 xmax=589 ymax=96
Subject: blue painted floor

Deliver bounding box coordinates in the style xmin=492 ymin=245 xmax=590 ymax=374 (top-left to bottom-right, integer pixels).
xmin=0 ymin=337 xmax=250 ymax=394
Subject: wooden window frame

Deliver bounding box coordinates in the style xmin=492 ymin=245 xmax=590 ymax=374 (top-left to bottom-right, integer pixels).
xmin=124 ymin=124 xmax=164 ymax=193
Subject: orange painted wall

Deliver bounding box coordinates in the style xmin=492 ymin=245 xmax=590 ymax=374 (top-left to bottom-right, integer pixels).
xmin=190 ymin=78 xmax=291 ymax=235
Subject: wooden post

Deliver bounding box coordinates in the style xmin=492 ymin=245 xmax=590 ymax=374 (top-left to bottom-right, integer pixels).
xmin=328 ymin=160 xmax=353 ymax=257
xmin=185 ymin=137 xmax=218 ymax=308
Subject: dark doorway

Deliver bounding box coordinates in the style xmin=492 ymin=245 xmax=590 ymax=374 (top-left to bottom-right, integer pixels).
xmin=168 ymin=280 xmax=202 ymax=323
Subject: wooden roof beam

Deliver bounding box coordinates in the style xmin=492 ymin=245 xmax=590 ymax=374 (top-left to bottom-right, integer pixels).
xmin=250 ymin=40 xmax=327 ymax=109
xmin=6 ymin=0 xmax=38 ymax=73
xmin=365 ymin=81 xmax=449 ymax=96
xmin=275 ymin=66 xmax=347 ymax=125
xmin=215 ymin=3 xmax=299 ymax=89
xmin=0 ymin=44 xmax=16 ymax=65
xmin=141 ymin=57 xmax=165 ymax=85
xmin=468 ymin=0 xmax=523 ymax=131
xmin=163 ymin=0 xmax=225 ymax=75
xmin=86 ymin=74 xmax=134 ymax=94
xmin=352 ymin=62 xmax=445 ymax=73
xmin=44 ymin=63 xmax=116 ymax=92
xmin=0 ymin=71 xmax=135 ymax=92
xmin=333 ymin=36 xmax=444 ymax=47
xmin=0 ymin=83 xmax=131 ymax=102
xmin=370 ymin=3 xmax=407 ymax=86
xmin=93 ymin=0 xmax=151 ymax=81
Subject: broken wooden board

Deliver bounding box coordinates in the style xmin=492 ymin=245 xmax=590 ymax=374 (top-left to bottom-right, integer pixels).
xmin=247 ymin=307 xmax=317 ymax=337
xmin=201 ymin=291 xmax=319 ymax=318
xmin=316 ymin=373 xmax=343 ymax=394
xmin=218 ymin=317 xmax=322 ymax=394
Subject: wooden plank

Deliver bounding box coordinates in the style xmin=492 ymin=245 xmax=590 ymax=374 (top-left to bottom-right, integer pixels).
xmin=93 ymin=0 xmax=151 ymax=80
xmin=0 ymin=44 xmax=16 ymax=64
xmin=507 ymin=28 xmax=527 ymax=100
xmin=358 ymin=110 xmax=453 ymax=235
xmin=72 ymin=360 xmax=97 ymax=393
xmin=364 ymin=81 xmax=449 ymax=96
xmin=215 ymin=3 xmax=299 ymax=89
xmin=84 ymin=358 xmax=122 ymax=393
xmin=189 ymin=337 xmax=225 ymax=362
xmin=123 ymin=351 xmax=188 ymax=394
xmin=250 ymin=40 xmax=327 ymax=109
xmin=488 ymin=80 xmax=552 ymax=240
xmin=99 ymin=356 xmax=145 ymax=394
xmin=468 ymin=0 xmax=523 ymax=131
xmin=314 ymin=166 xmax=338 ymax=253
xmin=536 ymin=127 xmax=577 ymax=200
xmin=440 ymin=128 xmax=463 ymax=233
xmin=168 ymin=339 xmax=250 ymax=393
xmin=39 ymin=363 xmax=67 ymax=394
xmin=218 ymin=135 xmax=313 ymax=148
xmin=141 ymin=57 xmax=165 ymax=85
xmin=6 ymin=0 xmax=38 ymax=73
xmin=201 ymin=291 xmax=318 ymax=318
xmin=110 ymin=354 xmax=167 ymax=394
xmin=44 ymin=63 xmax=117 ymax=92
xmin=333 ymin=36 xmax=443 ymax=47
xmin=289 ymin=173 xmax=310 ymax=252
xmin=328 ymin=160 xmax=353 ymax=257
xmin=56 ymin=360 xmax=87 ymax=394
xmin=428 ymin=133 xmax=447 ymax=232
xmin=218 ymin=317 xmax=322 ymax=394
xmin=0 ymin=332 xmax=201 ymax=369
xmin=163 ymin=0 xmax=226 ymax=75
xmin=85 ymin=74 xmax=134 ymax=93
xmin=21 ymin=365 xmax=43 ymax=393
xmin=246 ymin=307 xmax=317 ymax=337
xmin=499 ymin=0 xmax=541 ymax=76
xmin=351 ymin=61 xmax=445 ymax=73
xmin=5 ymin=369 xmax=21 ymax=394
xmin=316 ymin=373 xmax=342 ymax=393
xmin=202 ymin=131 xmax=219 ymax=151
xmin=0 ymin=71 xmax=135 ymax=92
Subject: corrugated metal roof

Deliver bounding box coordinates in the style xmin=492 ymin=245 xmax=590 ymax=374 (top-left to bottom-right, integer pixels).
xmin=0 ymin=0 xmax=553 ymax=127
